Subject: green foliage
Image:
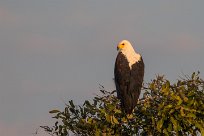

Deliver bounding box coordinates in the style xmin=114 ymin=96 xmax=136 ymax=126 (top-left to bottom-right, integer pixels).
xmin=41 ymin=72 xmax=204 ymax=136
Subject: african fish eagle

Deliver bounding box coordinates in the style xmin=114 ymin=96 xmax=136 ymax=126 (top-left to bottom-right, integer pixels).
xmin=114 ymin=40 xmax=144 ymax=114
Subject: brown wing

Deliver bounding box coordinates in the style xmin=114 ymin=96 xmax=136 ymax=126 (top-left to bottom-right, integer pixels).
xmin=114 ymin=52 xmax=131 ymax=113
xmin=129 ymin=57 xmax=144 ymax=113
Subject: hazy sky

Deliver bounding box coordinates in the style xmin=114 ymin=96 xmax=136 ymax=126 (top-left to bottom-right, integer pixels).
xmin=0 ymin=1 xmax=204 ymax=136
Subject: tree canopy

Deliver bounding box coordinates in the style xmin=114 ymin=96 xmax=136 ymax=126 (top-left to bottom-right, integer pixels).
xmin=41 ymin=72 xmax=204 ymax=136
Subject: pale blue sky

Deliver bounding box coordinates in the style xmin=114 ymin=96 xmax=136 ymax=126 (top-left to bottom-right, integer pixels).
xmin=0 ymin=1 xmax=204 ymax=136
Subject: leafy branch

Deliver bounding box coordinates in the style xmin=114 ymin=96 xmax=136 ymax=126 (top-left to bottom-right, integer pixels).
xmin=41 ymin=72 xmax=204 ymax=136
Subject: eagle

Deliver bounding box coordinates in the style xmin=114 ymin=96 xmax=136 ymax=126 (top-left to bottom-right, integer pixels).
xmin=114 ymin=40 xmax=144 ymax=114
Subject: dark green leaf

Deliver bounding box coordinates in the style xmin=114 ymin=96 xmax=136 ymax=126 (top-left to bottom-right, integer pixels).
xmin=49 ymin=110 xmax=60 ymax=114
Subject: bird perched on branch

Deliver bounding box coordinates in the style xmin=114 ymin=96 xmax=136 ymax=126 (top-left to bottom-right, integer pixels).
xmin=114 ymin=40 xmax=144 ymax=114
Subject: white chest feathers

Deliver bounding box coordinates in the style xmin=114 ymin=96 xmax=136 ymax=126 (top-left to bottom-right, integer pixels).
xmin=121 ymin=49 xmax=141 ymax=69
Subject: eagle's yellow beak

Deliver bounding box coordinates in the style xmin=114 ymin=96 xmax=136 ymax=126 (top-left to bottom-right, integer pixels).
xmin=117 ymin=44 xmax=124 ymax=51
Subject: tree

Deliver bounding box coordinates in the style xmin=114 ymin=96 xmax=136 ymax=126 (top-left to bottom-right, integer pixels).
xmin=41 ymin=72 xmax=204 ymax=136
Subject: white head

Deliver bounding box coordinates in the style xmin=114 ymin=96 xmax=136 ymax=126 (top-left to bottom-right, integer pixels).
xmin=117 ymin=40 xmax=141 ymax=68
xmin=117 ymin=40 xmax=135 ymax=52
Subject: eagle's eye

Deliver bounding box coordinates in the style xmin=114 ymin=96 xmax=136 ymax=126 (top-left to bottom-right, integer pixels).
xmin=122 ymin=43 xmax=125 ymax=45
